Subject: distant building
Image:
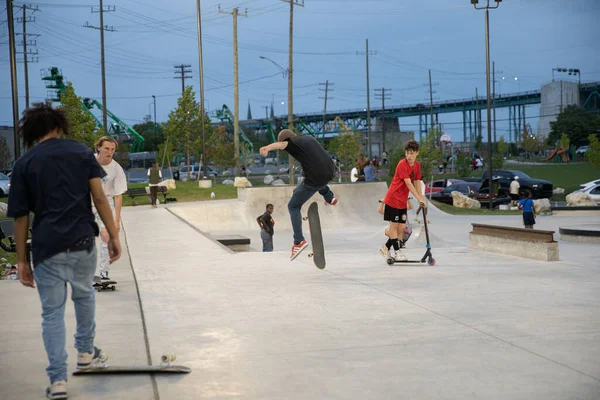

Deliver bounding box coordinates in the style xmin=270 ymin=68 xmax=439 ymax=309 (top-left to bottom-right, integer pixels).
xmin=537 ymin=80 xmax=580 ymax=139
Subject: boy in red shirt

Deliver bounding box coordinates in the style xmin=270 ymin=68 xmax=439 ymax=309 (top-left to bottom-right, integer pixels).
xmin=380 ymin=140 xmax=427 ymax=261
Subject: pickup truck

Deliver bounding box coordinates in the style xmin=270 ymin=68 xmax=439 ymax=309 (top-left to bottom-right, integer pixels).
xmin=462 ymin=169 xmax=553 ymax=199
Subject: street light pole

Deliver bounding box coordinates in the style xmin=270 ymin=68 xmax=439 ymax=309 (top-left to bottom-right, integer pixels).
xmin=472 ymin=0 xmax=501 ymax=210
xmin=196 ymin=0 xmax=207 ymax=179
xmin=152 ymin=95 xmax=157 ymax=147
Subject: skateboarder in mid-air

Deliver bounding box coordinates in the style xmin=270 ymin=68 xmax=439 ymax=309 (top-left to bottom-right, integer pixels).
xmin=260 ymin=129 xmax=337 ymax=260
xmin=7 ymin=103 xmax=121 ymax=400
xmin=380 ymin=139 xmax=427 ymax=261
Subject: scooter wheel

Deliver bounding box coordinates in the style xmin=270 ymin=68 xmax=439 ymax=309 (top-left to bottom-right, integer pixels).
xmin=386 ymin=258 xmax=394 ymax=265
xmin=427 ymin=258 xmax=436 ymax=266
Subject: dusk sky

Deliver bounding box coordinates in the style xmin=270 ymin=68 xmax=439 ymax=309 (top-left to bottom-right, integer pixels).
xmin=1 ymin=0 xmax=598 ymax=142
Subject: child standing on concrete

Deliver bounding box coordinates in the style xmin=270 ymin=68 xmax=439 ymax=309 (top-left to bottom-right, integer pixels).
xmin=380 ymin=140 xmax=427 ymax=261
xmin=257 ymin=204 xmax=275 ymax=252
xmin=518 ymin=192 xmax=536 ymax=229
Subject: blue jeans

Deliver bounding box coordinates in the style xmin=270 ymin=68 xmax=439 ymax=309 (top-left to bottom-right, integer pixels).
xmin=260 ymin=229 xmax=274 ymax=252
xmin=33 ymin=246 xmax=98 ymax=384
xmin=288 ymin=182 xmax=334 ymax=245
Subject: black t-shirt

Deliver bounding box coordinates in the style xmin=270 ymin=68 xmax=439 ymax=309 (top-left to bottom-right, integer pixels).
xmin=7 ymin=138 xmax=106 ymax=265
xmin=258 ymin=211 xmax=274 ymax=236
xmin=284 ymin=135 xmax=334 ymax=187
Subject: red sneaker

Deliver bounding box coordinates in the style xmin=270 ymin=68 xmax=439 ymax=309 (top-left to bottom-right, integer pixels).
xmin=324 ymin=197 xmax=338 ymax=206
xmin=290 ymin=240 xmax=308 ymax=260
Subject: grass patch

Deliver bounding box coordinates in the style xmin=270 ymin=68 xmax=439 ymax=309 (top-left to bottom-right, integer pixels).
xmin=125 ymin=181 xmax=238 ymax=206
xmin=430 ymin=200 xmax=521 ymax=216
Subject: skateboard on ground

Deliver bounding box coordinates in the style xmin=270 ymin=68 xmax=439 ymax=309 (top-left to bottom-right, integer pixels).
xmin=73 ymin=354 xmax=191 ymax=375
xmin=93 ymin=275 xmax=118 ymax=292
xmin=302 ymin=202 xmax=326 ymax=269
xmin=387 ymin=204 xmax=435 ymax=266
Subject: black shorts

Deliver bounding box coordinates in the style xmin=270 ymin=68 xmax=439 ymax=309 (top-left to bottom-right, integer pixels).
xmin=384 ymin=204 xmax=408 ymax=223
xmin=510 ymin=193 xmax=519 ymax=201
xmin=523 ymin=212 xmax=536 ymax=226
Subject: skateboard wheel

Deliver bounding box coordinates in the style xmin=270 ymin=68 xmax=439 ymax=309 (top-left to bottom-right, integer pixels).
xmin=308 ymin=253 xmax=313 ymax=258
xmin=161 ymin=354 xmax=176 ymax=362
xmin=427 ymin=258 xmax=436 ymax=266
xmin=111 ymin=286 xmax=116 ymax=291
xmin=302 ymin=216 xmax=308 ymax=221
xmin=386 ymin=258 xmax=394 ymax=265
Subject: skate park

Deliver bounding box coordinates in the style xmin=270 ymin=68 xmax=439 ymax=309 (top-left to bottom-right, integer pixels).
xmin=1 ymin=182 xmax=600 ymax=400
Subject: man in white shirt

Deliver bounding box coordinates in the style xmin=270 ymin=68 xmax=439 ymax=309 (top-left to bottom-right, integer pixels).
xmin=509 ymin=175 xmax=520 ymax=206
xmin=94 ymin=136 xmax=128 ymax=280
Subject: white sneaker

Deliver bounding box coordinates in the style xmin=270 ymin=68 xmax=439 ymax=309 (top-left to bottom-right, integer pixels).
xmin=77 ymin=346 xmax=107 ymax=370
xmin=46 ymin=381 xmax=67 ymax=400
xmin=394 ymin=250 xmax=408 ymax=261
xmin=380 ymin=245 xmax=391 ymax=259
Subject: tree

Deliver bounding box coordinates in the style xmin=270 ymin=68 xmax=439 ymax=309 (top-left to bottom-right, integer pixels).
xmin=522 ymin=127 xmax=538 ymax=157
xmin=587 ymin=133 xmax=600 ymax=168
xmin=206 ymin=126 xmax=235 ymax=169
xmin=164 ymin=86 xmax=204 ymax=180
xmin=559 ymin=133 xmax=570 ymax=151
xmin=0 ymin=137 xmax=12 ymax=169
xmin=132 ymin=121 xmax=165 ymax=153
xmin=57 ymin=82 xmax=102 ymax=149
xmin=328 ymin=131 xmax=362 ymax=170
xmin=388 ymin=129 xmax=441 ymax=182
xmin=549 ymin=105 xmax=600 ymax=147
xmin=492 ymin=136 xmax=507 ymax=169
xmin=456 ymin=153 xmax=472 ymax=177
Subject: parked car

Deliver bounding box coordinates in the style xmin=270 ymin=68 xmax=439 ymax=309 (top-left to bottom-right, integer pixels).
xmin=575 ymin=184 xmax=600 ymax=204
xmin=576 ymin=146 xmax=589 ymax=156
xmin=478 ymin=170 xmax=553 ymax=199
xmin=177 ymin=165 xmax=217 ymax=181
xmin=430 ymin=181 xmax=510 ymax=208
xmin=0 ymin=172 xmax=10 ymax=197
xmin=425 ymin=179 xmax=467 ymax=195
xmin=579 ymin=178 xmax=600 ymax=191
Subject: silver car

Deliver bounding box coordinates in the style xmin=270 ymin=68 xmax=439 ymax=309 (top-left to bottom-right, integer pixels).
xmin=0 ymin=172 xmax=10 ymax=197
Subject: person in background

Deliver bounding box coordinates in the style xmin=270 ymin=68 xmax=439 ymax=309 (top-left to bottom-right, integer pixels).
xmin=147 ymin=162 xmax=162 ymax=208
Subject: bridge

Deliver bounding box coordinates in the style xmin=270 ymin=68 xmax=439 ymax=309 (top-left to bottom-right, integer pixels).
xmin=216 ymin=80 xmax=600 ymax=155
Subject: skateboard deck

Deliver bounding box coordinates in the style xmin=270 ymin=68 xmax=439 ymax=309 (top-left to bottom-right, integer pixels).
xmin=93 ymin=276 xmax=117 ymax=292
xmin=305 ymin=202 xmax=326 ymax=269
xmin=72 ymin=354 xmax=190 ymax=375
xmin=73 ymin=365 xmax=191 ymax=375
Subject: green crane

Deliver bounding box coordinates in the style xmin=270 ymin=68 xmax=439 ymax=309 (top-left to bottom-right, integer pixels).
xmin=215 ymin=104 xmax=254 ymax=152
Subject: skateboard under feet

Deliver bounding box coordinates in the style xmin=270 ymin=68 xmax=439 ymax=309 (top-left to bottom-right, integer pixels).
xmin=73 ymin=353 xmax=191 ymax=375
xmin=93 ymin=275 xmax=117 ymax=292
xmin=302 ymin=202 xmax=326 ymax=269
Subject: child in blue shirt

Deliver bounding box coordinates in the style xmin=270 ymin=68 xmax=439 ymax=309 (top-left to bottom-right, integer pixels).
xmin=518 ymin=193 xmax=536 ymax=229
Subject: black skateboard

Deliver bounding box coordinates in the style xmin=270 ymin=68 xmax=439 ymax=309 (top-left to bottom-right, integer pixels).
xmin=303 ymin=202 xmax=326 ymax=269
xmin=73 ymin=354 xmax=191 ymax=375
xmin=387 ymin=204 xmax=435 ymax=266
xmin=93 ymin=275 xmax=117 ymax=292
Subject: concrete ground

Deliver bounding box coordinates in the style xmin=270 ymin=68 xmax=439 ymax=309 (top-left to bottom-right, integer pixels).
xmin=1 ymin=185 xmax=599 ymax=399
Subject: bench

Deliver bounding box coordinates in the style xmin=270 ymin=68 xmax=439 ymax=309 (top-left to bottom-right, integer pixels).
xmin=0 ymin=217 xmax=33 ymax=263
xmin=126 ymin=186 xmax=171 ymax=206
xmin=469 ymin=223 xmax=559 ymax=261
xmin=212 ymin=235 xmax=251 ymax=252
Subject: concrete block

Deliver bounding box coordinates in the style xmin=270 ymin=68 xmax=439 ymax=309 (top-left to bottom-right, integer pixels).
xmin=469 ymin=232 xmax=559 ymax=261
xmin=198 ymin=179 xmax=212 ymax=188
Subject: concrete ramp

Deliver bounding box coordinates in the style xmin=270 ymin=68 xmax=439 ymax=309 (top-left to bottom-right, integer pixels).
xmin=170 ymin=182 xmax=389 ymax=232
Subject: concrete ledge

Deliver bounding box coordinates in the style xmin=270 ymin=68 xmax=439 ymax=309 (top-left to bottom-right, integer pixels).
xmin=212 ymin=234 xmax=251 ymax=252
xmin=551 ymin=206 xmax=600 ymax=217
xmin=559 ymin=225 xmax=600 ymax=244
xmin=469 ymin=232 xmax=560 ymax=261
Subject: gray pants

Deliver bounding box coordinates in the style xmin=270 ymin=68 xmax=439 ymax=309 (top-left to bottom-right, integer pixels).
xmin=260 ymin=229 xmax=273 ymax=252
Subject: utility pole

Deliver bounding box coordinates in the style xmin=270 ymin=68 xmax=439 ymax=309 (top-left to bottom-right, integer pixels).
xmin=492 ymin=61 xmax=496 ymax=144
xmin=319 ymin=80 xmax=333 ymax=142
xmin=281 ymin=0 xmax=304 ymax=185
xmin=263 ymin=105 xmax=270 ymax=120
xmin=152 ymin=95 xmax=157 ymax=145
xmin=17 ymin=4 xmax=40 ymax=109
xmin=173 ymin=64 xmax=192 ymax=96
xmin=195 ymin=0 xmax=207 ymax=179
xmin=374 ymin=88 xmax=391 ymax=153
xmin=84 ymin=2 xmax=116 ymax=131
xmin=218 ymin=5 xmax=247 ymax=177
xmin=428 ymin=70 xmax=435 ymax=132
xmin=357 ymin=39 xmax=377 ymax=159
xmin=7 ymin=0 xmax=20 ymax=160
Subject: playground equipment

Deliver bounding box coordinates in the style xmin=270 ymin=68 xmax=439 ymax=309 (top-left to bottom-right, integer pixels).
xmin=215 ymin=105 xmax=254 ymax=153
xmin=545 ymin=140 xmax=575 ymax=163
xmin=41 ymin=67 xmax=145 ymax=153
